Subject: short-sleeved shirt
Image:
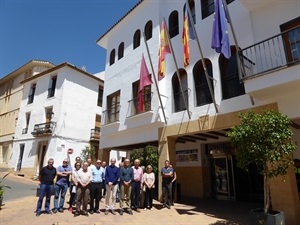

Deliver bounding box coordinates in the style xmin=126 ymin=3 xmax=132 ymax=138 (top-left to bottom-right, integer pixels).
xmin=40 ymin=166 xmax=57 ymax=185
xmin=161 ymin=167 xmax=174 ymax=184
xmin=56 ymin=165 xmax=72 ymax=186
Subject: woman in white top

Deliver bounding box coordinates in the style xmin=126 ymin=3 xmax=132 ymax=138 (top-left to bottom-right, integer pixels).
xmin=143 ymin=165 xmax=155 ymax=210
xmin=68 ymin=162 xmax=81 ymax=212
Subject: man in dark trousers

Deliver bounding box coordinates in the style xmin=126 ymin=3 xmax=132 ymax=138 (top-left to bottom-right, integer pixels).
xmin=35 ymin=158 xmax=57 ymax=216
xmin=161 ymin=160 xmax=174 ymax=209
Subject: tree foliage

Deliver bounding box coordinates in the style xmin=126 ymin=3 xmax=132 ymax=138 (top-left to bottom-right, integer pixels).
xmin=227 ymin=110 xmax=296 ymax=213
xmin=80 ymin=145 xmax=96 ymax=162
xmin=130 ymin=145 xmax=158 ymax=174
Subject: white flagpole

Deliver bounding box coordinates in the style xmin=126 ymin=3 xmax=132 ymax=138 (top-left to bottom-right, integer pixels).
xmin=185 ymin=0 xmax=219 ymax=113
xmin=142 ymin=32 xmax=168 ymax=125
xmin=163 ymin=17 xmax=191 ymax=120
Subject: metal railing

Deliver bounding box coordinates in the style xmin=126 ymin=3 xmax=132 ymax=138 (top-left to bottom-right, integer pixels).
xmin=102 ymin=104 xmax=121 ymax=125
xmin=127 ymin=92 xmax=153 ymax=117
xmin=27 ymin=94 xmax=34 ymax=104
xmin=47 ymin=88 xmax=55 ymax=98
xmin=90 ymin=127 xmax=100 ymax=140
xmin=239 ymin=25 xmax=300 ymax=79
xmin=31 ymin=122 xmax=55 ymax=136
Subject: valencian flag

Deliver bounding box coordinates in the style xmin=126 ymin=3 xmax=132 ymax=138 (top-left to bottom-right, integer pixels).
xmin=182 ymin=5 xmax=195 ymax=67
xmin=139 ymin=54 xmax=153 ymax=112
xmin=211 ymin=0 xmax=231 ymax=59
xmin=158 ymin=20 xmax=171 ymax=81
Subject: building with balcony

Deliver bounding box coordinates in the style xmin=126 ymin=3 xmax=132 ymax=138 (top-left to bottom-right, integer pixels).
xmin=97 ymin=0 xmax=300 ymax=223
xmin=8 ymin=62 xmax=104 ymax=178
xmin=0 ymin=60 xmax=54 ymax=167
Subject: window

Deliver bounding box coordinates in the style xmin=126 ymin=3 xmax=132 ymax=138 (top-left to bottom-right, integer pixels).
xmin=97 ymin=86 xmax=103 ymax=107
xmin=109 ymin=49 xmax=115 ymax=66
xmin=193 ymin=59 xmax=214 ymax=106
xmin=106 ymin=91 xmax=120 ymax=123
xmin=132 ymin=81 xmax=152 ymax=115
xmin=201 ymin=0 xmax=235 ymax=20
xmin=184 ymin=0 xmax=196 ymax=24
xmin=45 ymin=107 xmax=53 ymax=123
xmin=172 ymin=69 xmax=188 ymax=112
xmin=144 ymin=20 xmax=153 ymax=40
xmin=47 ymin=76 xmax=57 ymax=98
xmin=219 ymin=47 xmax=245 ymax=100
xmin=28 ymin=83 xmax=36 ymax=104
xmin=169 ymin=11 xmax=179 ymax=38
xmin=22 ymin=112 xmax=31 ymax=134
xmin=118 ymin=42 xmax=124 ymax=60
xmin=280 ymin=17 xmax=300 ymax=64
xmin=133 ymin=29 xmax=141 ymax=49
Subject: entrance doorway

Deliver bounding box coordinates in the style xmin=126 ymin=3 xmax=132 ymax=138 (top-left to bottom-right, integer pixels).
xmin=16 ymin=144 xmax=25 ymax=171
xmin=211 ymin=155 xmax=235 ymax=200
xmin=37 ymin=144 xmax=47 ymax=175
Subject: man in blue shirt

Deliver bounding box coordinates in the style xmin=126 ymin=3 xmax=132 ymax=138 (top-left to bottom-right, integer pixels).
xmin=104 ymin=158 xmax=119 ymax=215
xmin=89 ymin=159 xmax=105 ymax=214
xmin=53 ymin=158 xmax=72 ymax=213
xmin=161 ymin=160 xmax=174 ymax=209
xmin=119 ymin=158 xmax=134 ymax=215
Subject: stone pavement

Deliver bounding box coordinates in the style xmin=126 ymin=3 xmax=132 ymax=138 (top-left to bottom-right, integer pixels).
xmin=0 ymin=173 xmax=260 ymax=225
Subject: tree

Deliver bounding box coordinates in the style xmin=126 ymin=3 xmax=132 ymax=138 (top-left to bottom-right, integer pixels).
xmin=130 ymin=145 xmax=158 ymax=174
xmin=80 ymin=145 xmax=96 ymax=162
xmin=227 ymin=110 xmax=296 ymax=214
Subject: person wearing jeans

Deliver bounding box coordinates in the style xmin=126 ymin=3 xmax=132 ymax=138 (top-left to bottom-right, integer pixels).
xmin=161 ymin=160 xmax=174 ymax=209
xmin=35 ymin=158 xmax=57 ymax=216
xmin=53 ymin=158 xmax=72 ymax=213
xmin=104 ymin=158 xmax=119 ymax=215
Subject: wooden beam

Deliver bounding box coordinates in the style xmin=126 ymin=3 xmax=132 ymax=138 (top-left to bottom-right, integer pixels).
xmin=195 ymin=133 xmax=219 ymax=140
xmin=185 ymin=135 xmax=207 ymax=141
xmin=208 ymin=131 xmax=227 ymax=137
xmin=177 ymin=137 xmax=196 ymax=142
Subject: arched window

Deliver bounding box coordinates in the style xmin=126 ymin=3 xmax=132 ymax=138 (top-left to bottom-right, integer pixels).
xmin=193 ymin=59 xmax=214 ymax=106
xmin=109 ymin=49 xmax=115 ymax=66
xmin=201 ymin=0 xmax=235 ymax=20
xmin=118 ymin=42 xmax=124 ymax=60
xmin=172 ymin=69 xmax=188 ymax=112
xmin=219 ymin=47 xmax=245 ymax=100
xmin=133 ymin=29 xmax=141 ymax=49
xmin=144 ymin=20 xmax=153 ymax=40
xmin=169 ymin=10 xmax=179 ymax=38
xmin=184 ymin=0 xmax=196 ymax=24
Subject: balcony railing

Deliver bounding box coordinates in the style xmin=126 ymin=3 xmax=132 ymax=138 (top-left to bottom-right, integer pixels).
xmin=102 ymin=104 xmax=120 ymax=125
xmin=239 ymin=25 xmax=300 ymax=79
xmin=90 ymin=127 xmax=100 ymax=140
xmin=47 ymin=88 xmax=55 ymax=98
xmin=31 ymin=122 xmax=55 ymax=136
xmin=127 ymin=92 xmax=153 ymax=117
xmin=27 ymin=94 xmax=34 ymax=104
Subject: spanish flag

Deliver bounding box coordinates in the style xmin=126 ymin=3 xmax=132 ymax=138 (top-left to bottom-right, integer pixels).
xmin=158 ymin=20 xmax=171 ymax=81
xmin=182 ymin=6 xmax=195 ymax=67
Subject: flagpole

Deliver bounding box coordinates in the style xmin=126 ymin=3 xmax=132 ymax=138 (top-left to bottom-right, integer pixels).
xmin=185 ymin=0 xmax=219 ymax=113
xmin=221 ymin=0 xmax=246 ymax=79
xmin=163 ymin=17 xmax=191 ymax=120
xmin=142 ymin=32 xmax=168 ymax=125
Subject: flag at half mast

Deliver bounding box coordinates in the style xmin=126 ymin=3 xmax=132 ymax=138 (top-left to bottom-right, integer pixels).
xmin=158 ymin=20 xmax=171 ymax=81
xmin=139 ymin=54 xmax=153 ymax=112
xmin=211 ymin=0 xmax=231 ymax=59
xmin=182 ymin=4 xmax=195 ymax=67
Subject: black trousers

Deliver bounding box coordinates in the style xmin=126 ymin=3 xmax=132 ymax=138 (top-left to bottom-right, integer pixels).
xmin=90 ymin=182 xmax=103 ymax=211
xmin=144 ymin=187 xmax=153 ymax=208
xmin=131 ymin=181 xmax=141 ymax=208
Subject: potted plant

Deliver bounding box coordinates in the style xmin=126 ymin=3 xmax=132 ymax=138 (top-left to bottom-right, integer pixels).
xmin=0 ymin=173 xmax=11 ymax=210
xmin=227 ymin=110 xmax=297 ymax=225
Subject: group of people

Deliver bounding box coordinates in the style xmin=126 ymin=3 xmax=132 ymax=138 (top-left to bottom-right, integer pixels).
xmin=35 ymin=157 xmax=175 ymax=217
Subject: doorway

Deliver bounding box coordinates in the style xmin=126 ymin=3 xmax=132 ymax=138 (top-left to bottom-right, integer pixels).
xmin=37 ymin=144 xmax=47 ymax=174
xmin=211 ymin=155 xmax=235 ymax=200
xmin=16 ymin=144 xmax=25 ymax=171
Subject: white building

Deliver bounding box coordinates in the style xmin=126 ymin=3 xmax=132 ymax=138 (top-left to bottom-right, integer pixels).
xmin=9 ymin=62 xmax=104 ymax=177
xmin=0 ymin=60 xmax=54 ymax=166
xmin=96 ymin=0 xmax=300 ymax=223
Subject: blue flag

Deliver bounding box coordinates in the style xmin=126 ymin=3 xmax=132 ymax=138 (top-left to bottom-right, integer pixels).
xmin=211 ymin=0 xmax=231 ymax=59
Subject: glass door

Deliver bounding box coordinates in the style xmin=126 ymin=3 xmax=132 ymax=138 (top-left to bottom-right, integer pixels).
xmin=211 ymin=156 xmax=235 ymax=200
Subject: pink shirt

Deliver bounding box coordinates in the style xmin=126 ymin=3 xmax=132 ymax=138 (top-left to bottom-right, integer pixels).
xmin=132 ymin=166 xmax=144 ymax=183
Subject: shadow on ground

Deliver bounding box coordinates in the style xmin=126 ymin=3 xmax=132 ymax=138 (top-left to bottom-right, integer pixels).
xmin=175 ymin=197 xmax=261 ymax=225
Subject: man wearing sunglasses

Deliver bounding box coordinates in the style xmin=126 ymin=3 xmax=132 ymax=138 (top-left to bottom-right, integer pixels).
xmin=53 ymin=158 xmax=72 ymax=213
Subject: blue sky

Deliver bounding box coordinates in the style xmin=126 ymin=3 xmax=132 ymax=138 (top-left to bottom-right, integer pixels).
xmin=0 ymin=0 xmax=140 ymax=78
